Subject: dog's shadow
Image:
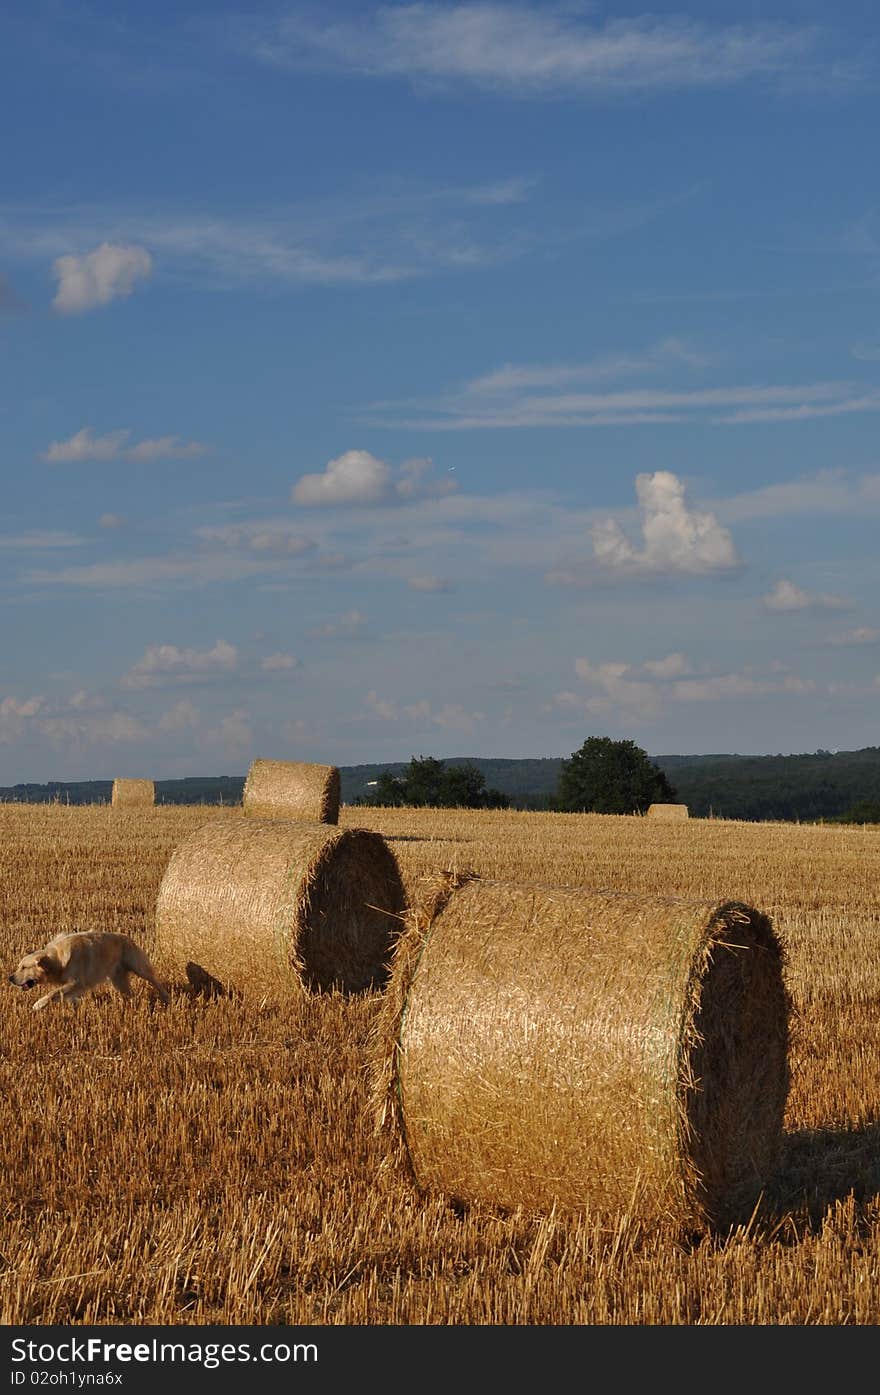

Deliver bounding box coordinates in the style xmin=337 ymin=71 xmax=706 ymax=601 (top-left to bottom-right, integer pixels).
xmin=166 ymin=961 xmax=233 ymax=1003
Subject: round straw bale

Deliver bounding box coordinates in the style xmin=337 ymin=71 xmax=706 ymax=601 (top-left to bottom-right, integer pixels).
xmin=156 ymin=818 xmax=405 ymax=995
xmin=111 ymin=778 xmax=155 ymax=808
xmin=372 ymin=875 xmax=789 ymax=1233
xmin=647 ymin=802 xmax=690 ymax=820
xmin=242 ymin=758 xmax=340 ymax=823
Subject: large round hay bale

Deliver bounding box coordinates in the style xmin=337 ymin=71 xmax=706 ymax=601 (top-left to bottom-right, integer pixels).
xmin=111 ymin=778 xmax=155 ymax=808
xmin=372 ymin=876 xmax=789 ymax=1233
xmin=156 ymin=818 xmax=405 ymax=995
xmin=242 ymin=758 xmax=340 ymax=823
xmin=647 ymin=802 xmax=689 ymax=820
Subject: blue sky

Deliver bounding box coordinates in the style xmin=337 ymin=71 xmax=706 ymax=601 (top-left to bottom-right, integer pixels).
xmin=1 ymin=1 xmax=879 ymax=781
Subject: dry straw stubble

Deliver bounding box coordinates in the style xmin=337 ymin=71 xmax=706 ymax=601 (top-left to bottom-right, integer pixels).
xmin=111 ymin=779 xmax=155 ymax=808
xmin=242 ymin=759 xmax=340 ymax=824
xmin=373 ymin=875 xmax=790 ymax=1233
xmin=156 ymin=817 xmax=406 ymax=997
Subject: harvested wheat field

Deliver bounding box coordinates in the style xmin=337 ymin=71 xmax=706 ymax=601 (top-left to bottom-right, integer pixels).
xmin=2 ymin=800 xmax=880 ymax=1324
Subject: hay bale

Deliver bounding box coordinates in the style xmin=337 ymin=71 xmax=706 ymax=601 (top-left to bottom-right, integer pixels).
xmin=647 ymin=802 xmax=689 ymax=820
xmin=111 ymin=778 xmax=155 ymax=808
xmin=372 ymin=875 xmax=789 ymax=1232
xmin=242 ymin=758 xmax=340 ymax=823
xmin=156 ymin=818 xmax=405 ymax=996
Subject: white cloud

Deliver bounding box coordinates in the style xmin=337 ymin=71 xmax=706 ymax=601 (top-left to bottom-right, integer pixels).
xmin=718 ymin=469 xmax=880 ymax=524
xmin=561 ymin=653 xmax=817 ymax=719
xmin=0 ymin=530 xmax=83 ymax=549
xmin=292 ymin=450 xmax=457 ymax=507
xmin=51 ymin=242 xmax=152 ymax=314
xmin=365 ymin=372 xmax=868 ymax=432
xmin=824 ymin=626 xmax=880 ymax=647
xmin=572 ymin=659 xmax=661 ymax=718
xmin=98 ymin=513 xmax=127 ymax=530
xmin=394 ymin=456 xmax=458 ymax=501
xmin=158 ymin=700 xmax=201 ymax=733
xmin=45 ymin=429 xmax=127 ymax=462
xmin=642 ymin=652 xmax=690 ymax=678
xmin=125 ymin=436 xmax=208 ymax=462
xmin=26 ymin=553 xmax=309 ymax=589
xmin=409 ymin=574 xmax=453 ymax=592
xmin=670 ymin=672 xmax=816 ymax=701
xmin=0 ymin=695 xmax=45 ymax=744
xmin=468 ymin=339 xmax=709 ymax=394
xmin=590 ymin=472 xmax=739 ymax=576
xmin=197 ymin=522 xmax=315 ymax=555
xmin=44 ymin=426 xmax=207 ymax=463
xmin=293 ymin=449 xmax=391 ymax=506
xmin=122 ymin=639 xmax=238 ymax=689
xmin=38 ymin=711 xmax=148 ymax=747
xmin=365 ymin=690 xmax=485 ymax=733
xmin=761 ymin=579 xmax=850 ymax=613
xmin=308 ymin=610 xmax=366 ymax=639
xmin=212 ymin=709 xmax=253 ymax=749
xmin=253 ymin=7 xmax=819 ymax=94
xmin=261 ymin=652 xmax=300 ymax=671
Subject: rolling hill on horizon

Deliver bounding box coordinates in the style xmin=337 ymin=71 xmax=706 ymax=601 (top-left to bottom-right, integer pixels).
xmin=1 ymin=747 xmax=879 ymax=823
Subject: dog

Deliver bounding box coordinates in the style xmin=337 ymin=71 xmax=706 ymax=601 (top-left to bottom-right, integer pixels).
xmin=8 ymin=931 xmax=170 ymax=1010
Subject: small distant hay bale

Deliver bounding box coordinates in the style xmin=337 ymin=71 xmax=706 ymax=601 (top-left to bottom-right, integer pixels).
xmin=242 ymin=758 xmax=340 ymax=824
xmin=647 ymin=802 xmax=690 ymax=820
xmin=156 ymin=818 xmax=405 ymax=996
xmin=372 ymin=875 xmax=789 ymax=1233
xmin=111 ymin=778 xmax=155 ymax=808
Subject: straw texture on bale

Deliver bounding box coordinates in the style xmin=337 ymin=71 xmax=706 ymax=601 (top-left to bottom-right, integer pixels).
xmin=372 ymin=875 xmax=789 ymax=1232
xmin=111 ymin=778 xmax=155 ymax=808
xmin=156 ymin=818 xmax=405 ymax=995
xmin=647 ymin=802 xmax=690 ymax=820
xmin=242 ymin=758 xmax=340 ymax=824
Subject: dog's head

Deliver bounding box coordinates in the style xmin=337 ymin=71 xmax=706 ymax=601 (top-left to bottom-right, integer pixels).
xmin=8 ymin=946 xmax=61 ymax=992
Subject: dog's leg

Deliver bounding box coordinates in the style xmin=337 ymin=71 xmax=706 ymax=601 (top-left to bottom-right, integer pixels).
xmin=33 ymin=983 xmax=84 ymax=1011
xmin=133 ymin=962 xmax=170 ymax=1004
xmin=111 ymin=967 xmax=134 ymax=999
xmin=32 ymin=986 xmax=65 ymax=1011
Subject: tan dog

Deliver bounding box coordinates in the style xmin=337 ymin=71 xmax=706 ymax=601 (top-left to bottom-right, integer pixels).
xmin=8 ymin=931 xmax=170 ymax=1010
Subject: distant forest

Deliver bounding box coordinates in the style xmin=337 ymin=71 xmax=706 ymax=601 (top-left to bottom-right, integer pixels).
xmin=2 ymin=747 xmax=880 ymax=822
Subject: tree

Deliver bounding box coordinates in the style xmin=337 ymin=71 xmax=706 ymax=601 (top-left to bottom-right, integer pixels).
xmin=360 ymin=755 xmax=509 ymax=809
xmin=556 ymin=736 xmax=677 ymax=815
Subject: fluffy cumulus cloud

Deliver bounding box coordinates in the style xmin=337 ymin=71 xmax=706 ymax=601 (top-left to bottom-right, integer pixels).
xmin=51 ymin=242 xmax=153 ymax=314
xmin=591 ymin=472 xmax=739 ymax=576
xmin=122 ymin=639 xmax=238 ymax=689
xmin=44 ymin=427 xmax=206 ymax=464
xmin=761 ymin=579 xmax=851 ymax=613
xmin=292 ymin=450 xmax=456 ymax=507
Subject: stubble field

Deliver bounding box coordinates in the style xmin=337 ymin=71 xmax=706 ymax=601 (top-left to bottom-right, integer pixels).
xmin=1 ymin=801 xmax=879 ymax=1325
